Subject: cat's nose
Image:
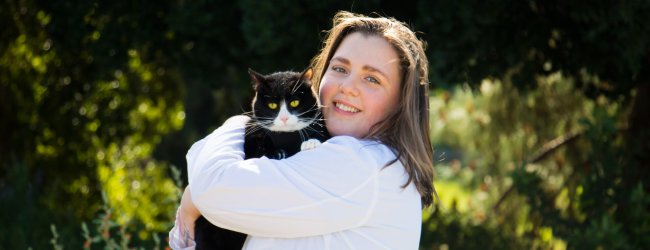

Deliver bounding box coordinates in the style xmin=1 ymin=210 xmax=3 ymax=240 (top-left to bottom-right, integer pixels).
xmin=280 ymin=116 xmax=288 ymax=123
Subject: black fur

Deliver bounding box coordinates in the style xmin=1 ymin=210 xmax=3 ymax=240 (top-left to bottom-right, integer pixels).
xmin=193 ymin=68 xmax=330 ymax=249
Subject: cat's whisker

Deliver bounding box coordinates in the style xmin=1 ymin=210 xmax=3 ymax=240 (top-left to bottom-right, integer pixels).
xmin=304 ymin=127 xmax=318 ymax=137
xmin=296 ymin=106 xmax=322 ymax=117
xmin=301 ymin=126 xmax=320 ymax=134
xmin=248 ymin=125 xmax=269 ymax=133
xmin=252 ymin=120 xmax=271 ymax=125
xmin=304 ymin=127 xmax=328 ymax=138
xmin=298 ymin=129 xmax=306 ymax=143
xmin=251 ymin=118 xmax=274 ymax=125
xmin=246 ymin=120 xmax=275 ymax=134
xmin=291 ymin=79 xmax=303 ymax=95
xmin=245 ymin=125 xmax=265 ymax=136
xmin=240 ymin=106 xmax=253 ymax=114
xmin=291 ymin=84 xmax=299 ymax=95
xmin=260 ymin=120 xmax=275 ymax=126
xmin=296 ymin=110 xmax=314 ymax=117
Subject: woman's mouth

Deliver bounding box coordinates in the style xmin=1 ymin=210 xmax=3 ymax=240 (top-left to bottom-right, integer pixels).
xmin=334 ymin=102 xmax=360 ymax=113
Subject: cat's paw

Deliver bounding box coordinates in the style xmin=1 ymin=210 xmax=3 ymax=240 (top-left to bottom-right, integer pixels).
xmin=300 ymin=139 xmax=322 ymax=151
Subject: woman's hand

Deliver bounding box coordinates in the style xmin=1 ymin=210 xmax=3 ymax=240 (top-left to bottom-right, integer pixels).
xmin=179 ymin=186 xmax=200 ymax=242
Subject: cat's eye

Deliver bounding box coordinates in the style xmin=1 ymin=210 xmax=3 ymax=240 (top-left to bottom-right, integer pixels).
xmin=268 ymin=102 xmax=278 ymax=109
xmin=290 ymin=100 xmax=300 ymax=107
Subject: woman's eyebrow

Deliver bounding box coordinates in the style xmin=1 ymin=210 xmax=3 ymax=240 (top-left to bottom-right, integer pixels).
xmin=363 ymin=65 xmax=389 ymax=80
xmin=331 ymin=56 xmax=350 ymax=64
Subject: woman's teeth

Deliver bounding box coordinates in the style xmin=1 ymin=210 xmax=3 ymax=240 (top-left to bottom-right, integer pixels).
xmin=335 ymin=102 xmax=360 ymax=113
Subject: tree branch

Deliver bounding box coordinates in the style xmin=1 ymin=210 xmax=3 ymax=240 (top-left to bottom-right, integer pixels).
xmin=492 ymin=130 xmax=583 ymax=213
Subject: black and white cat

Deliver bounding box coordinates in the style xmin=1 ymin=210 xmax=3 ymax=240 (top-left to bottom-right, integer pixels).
xmin=193 ymin=67 xmax=330 ymax=250
xmin=244 ymin=67 xmax=330 ymax=159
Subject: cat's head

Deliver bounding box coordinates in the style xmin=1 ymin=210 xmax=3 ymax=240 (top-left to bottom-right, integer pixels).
xmin=249 ymin=67 xmax=320 ymax=132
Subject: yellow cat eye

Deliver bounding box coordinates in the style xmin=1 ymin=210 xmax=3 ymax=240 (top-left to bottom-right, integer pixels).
xmin=268 ymin=102 xmax=278 ymax=109
xmin=290 ymin=100 xmax=300 ymax=107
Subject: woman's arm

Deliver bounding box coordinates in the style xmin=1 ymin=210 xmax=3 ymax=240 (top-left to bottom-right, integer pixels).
xmin=168 ymin=187 xmax=198 ymax=250
xmin=179 ymin=187 xmax=200 ymax=238
xmin=187 ymin=116 xmax=384 ymax=238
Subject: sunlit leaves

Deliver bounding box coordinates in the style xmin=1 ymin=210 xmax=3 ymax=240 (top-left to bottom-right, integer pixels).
xmin=1 ymin=1 xmax=185 ymax=247
xmin=97 ymin=140 xmax=179 ymax=233
xmin=427 ymin=72 xmax=611 ymax=248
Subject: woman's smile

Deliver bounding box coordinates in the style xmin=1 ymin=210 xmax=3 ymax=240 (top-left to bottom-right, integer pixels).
xmin=333 ymin=101 xmax=361 ymax=113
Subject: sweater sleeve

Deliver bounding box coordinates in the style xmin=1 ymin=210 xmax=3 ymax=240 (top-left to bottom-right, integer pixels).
xmin=187 ymin=116 xmax=382 ymax=238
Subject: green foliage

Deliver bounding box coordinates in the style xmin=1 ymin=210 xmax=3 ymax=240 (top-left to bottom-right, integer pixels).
xmin=49 ymin=192 xmax=169 ymax=249
xmin=426 ymin=73 xmax=592 ymax=249
xmin=569 ymin=214 xmax=629 ymax=250
xmin=0 ymin=158 xmax=60 ymax=249
xmin=1 ymin=0 xmax=183 ymax=247
xmin=426 ymin=70 xmax=649 ymax=249
xmin=417 ymin=0 xmax=650 ymax=98
xmin=51 ymin=225 xmax=64 ymax=250
xmin=421 ymin=206 xmax=524 ymax=250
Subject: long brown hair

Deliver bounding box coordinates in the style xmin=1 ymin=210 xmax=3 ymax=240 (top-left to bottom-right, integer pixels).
xmin=310 ymin=11 xmax=438 ymax=207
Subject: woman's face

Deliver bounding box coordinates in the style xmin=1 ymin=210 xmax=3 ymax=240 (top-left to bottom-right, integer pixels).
xmin=319 ymin=32 xmax=402 ymax=138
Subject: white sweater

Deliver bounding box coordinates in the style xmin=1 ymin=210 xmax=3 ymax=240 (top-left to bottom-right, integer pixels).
xmin=169 ymin=116 xmax=422 ymax=249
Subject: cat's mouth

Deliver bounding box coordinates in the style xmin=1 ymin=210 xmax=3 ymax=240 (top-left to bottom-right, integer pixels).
xmin=334 ymin=102 xmax=360 ymax=113
xmin=268 ymin=120 xmax=311 ymax=132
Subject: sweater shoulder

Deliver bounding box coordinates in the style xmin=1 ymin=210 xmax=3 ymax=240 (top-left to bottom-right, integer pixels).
xmin=325 ymin=136 xmax=397 ymax=167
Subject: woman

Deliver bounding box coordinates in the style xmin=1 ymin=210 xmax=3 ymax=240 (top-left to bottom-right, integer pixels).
xmin=170 ymin=11 xmax=437 ymax=249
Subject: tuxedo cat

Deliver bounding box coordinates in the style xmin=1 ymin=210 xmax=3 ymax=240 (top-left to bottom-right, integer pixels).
xmin=193 ymin=67 xmax=330 ymax=250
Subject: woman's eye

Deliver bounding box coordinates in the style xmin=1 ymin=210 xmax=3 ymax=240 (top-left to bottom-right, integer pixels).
xmin=332 ymin=66 xmax=346 ymax=73
xmin=365 ymin=76 xmax=380 ymax=84
xmin=290 ymin=100 xmax=300 ymax=107
xmin=268 ymin=102 xmax=278 ymax=109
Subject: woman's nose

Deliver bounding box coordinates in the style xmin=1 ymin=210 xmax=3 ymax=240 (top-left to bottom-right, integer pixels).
xmin=339 ymin=76 xmax=360 ymax=96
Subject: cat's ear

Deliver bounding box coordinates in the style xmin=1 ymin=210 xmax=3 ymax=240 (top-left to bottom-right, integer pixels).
xmin=300 ymin=67 xmax=314 ymax=82
xmin=248 ymin=68 xmax=265 ymax=90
